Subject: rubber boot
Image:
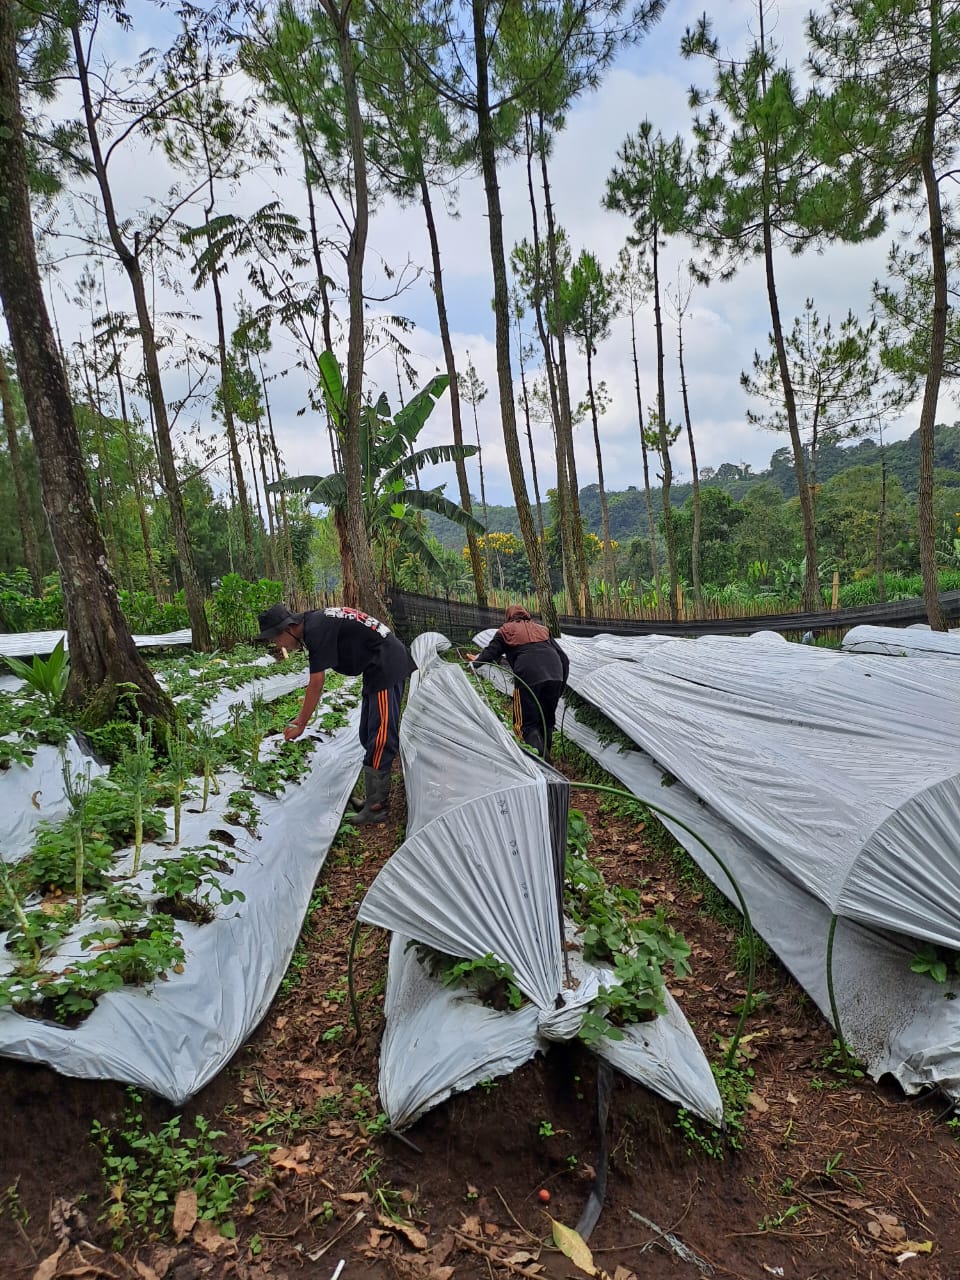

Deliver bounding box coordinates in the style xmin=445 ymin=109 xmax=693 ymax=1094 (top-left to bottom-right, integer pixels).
xmin=347 ymin=777 xmax=365 ymax=812
xmin=352 ymin=765 xmax=391 ymax=825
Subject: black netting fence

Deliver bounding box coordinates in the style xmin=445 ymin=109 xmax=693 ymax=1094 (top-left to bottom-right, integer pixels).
xmin=388 ymin=588 xmax=960 ymax=646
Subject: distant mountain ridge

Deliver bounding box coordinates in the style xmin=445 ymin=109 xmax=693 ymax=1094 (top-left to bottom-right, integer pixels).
xmin=425 ymin=423 xmax=960 ymax=549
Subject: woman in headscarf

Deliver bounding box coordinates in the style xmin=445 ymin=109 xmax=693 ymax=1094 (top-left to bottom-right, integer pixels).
xmin=467 ymin=605 xmax=569 ymax=760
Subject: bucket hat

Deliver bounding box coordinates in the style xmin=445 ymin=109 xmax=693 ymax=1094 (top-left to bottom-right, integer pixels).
xmin=254 ymin=604 xmax=300 ymax=643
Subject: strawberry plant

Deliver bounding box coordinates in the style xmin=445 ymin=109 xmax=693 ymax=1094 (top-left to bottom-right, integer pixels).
xmin=150 ymin=845 xmax=245 ymax=924
xmin=412 ymin=944 xmax=525 ymax=1011
xmin=26 ymin=821 xmax=114 ymax=898
xmin=565 ymin=810 xmax=691 ymax=1044
xmin=3 ymin=904 xmax=76 ymax=969
xmin=80 ymin=914 xmax=184 ymax=985
xmin=85 ymin=777 xmax=166 ymax=850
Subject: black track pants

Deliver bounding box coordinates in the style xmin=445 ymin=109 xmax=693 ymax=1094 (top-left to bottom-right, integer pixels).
xmin=359 ymin=682 xmax=404 ymax=770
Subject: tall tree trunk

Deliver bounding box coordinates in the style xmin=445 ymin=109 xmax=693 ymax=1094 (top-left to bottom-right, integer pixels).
xmin=210 ymin=258 xmax=256 ymax=578
xmin=876 ymin=442 xmax=887 ymax=604
xmin=418 ymin=167 xmax=487 ymax=607
xmin=917 ymin=0 xmax=947 ymax=630
xmin=470 ymin=401 xmax=492 ymax=592
xmin=523 ymin=123 xmax=575 ymax=606
xmin=244 ymin=424 xmax=268 ymax=577
xmin=0 ymin=8 xmax=170 ymax=722
xmin=255 ymin=415 xmax=278 ymax=579
xmin=762 ymin=220 xmax=819 ymax=612
xmin=751 ymin=18 xmax=819 ymax=616
xmin=101 ymin=267 xmax=161 ymax=596
xmin=0 ymin=348 xmax=43 ymax=593
xmin=677 ymin=306 xmax=702 ymax=608
xmin=326 ymin=3 xmax=387 ymax=618
xmin=71 ymin=25 xmax=211 ymax=648
xmin=585 ymin=345 xmax=616 ymax=607
xmin=627 ymin=305 xmax=659 ymax=583
xmin=538 ymin=119 xmax=590 ymax=618
xmin=472 ymin=1 xmax=556 ymax=629
xmin=259 ymin=352 xmax=297 ymax=589
xmin=651 ymin=236 xmax=679 ymax=620
xmin=515 ymin=313 xmax=545 ymax=545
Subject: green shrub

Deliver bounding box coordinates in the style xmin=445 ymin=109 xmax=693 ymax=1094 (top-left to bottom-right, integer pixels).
xmin=118 ymin=590 xmax=189 ymax=633
xmin=208 ymin=574 xmax=284 ymax=647
xmin=0 ymin=571 xmax=64 ymax=631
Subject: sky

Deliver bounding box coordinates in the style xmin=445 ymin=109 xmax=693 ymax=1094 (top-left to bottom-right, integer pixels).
xmin=20 ymin=0 xmax=946 ymax=513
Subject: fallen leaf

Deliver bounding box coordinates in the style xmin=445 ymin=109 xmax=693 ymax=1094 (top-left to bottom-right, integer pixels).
xmin=461 ymin=1214 xmax=481 ymax=1237
xmin=172 ymin=1189 xmax=197 ymax=1242
xmin=32 ymin=1243 xmax=67 ymax=1280
xmin=341 ymin=1191 xmax=369 ymax=1204
xmin=785 ymin=1091 xmax=799 ymax=1104
xmin=31 ymin=790 xmax=42 ymax=810
xmin=837 ymin=1195 xmax=871 ymax=1211
xmin=551 ymin=1219 xmax=596 ymax=1277
xmin=867 ymin=1210 xmax=906 ymax=1243
xmin=134 ymin=1262 xmax=161 ymax=1280
xmin=429 ymin=1232 xmax=456 ymax=1266
xmin=428 ymin=1268 xmax=455 ymax=1280
xmin=901 ymin=1241 xmax=933 ymax=1253
xmin=378 ymin=1213 xmax=428 ymax=1250
xmin=747 ymin=1091 xmax=769 ymax=1113
xmin=141 ymin=1245 xmax=176 ymax=1278
xmin=193 ymin=1219 xmax=232 ymax=1254
xmin=269 ymin=1142 xmax=312 ymax=1173
xmin=613 ymin=1267 xmax=638 ymax=1280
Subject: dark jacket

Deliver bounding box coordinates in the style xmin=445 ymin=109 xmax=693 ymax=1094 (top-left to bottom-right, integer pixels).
xmin=474 ymin=620 xmax=569 ymax=688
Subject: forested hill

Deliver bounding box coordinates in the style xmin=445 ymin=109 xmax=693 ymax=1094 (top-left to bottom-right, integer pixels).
xmin=426 ymin=423 xmax=960 ymax=549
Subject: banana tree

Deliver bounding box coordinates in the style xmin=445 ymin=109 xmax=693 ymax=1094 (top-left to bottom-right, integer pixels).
xmin=274 ymin=350 xmax=484 ymax=592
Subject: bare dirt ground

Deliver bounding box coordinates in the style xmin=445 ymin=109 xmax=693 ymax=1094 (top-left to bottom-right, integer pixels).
xmin=1 ymin=739 xmax=959 ymax=1280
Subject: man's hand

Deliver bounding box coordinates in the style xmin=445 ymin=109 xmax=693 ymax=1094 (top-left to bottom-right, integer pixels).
xmin=284 ymin=721 xmax=304 ymax=741
xmin=465 ymin=652 xmax=478 ymax=662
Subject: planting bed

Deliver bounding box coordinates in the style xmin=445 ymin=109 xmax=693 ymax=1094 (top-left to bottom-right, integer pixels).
xmin=0 ymin=647 xmax=363 ymax=1099
xmin=1 ymin=717 xmax=959 ymax=1279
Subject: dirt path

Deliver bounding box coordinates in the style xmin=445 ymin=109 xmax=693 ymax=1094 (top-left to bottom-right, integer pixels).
xmin=1 ymin=744 xmax=958 ymax=1280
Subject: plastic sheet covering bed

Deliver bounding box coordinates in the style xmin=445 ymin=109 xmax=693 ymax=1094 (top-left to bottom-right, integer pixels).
xmin=0 ymin=629 xmax=193 ymax=657
xmin=0 ymin=736 xmax=108 ymax=864
xmin=561 ymin=709 xmax=960 ymax=1102
xmin=360 ymin=633 xmax=722 ymax=1130
xmin=556 ymin=631 xmax=960 ymax=951
xmin=842 ymin=624 xmax=960 ymax=659
xmin=0 ymin=693 xmax=363 ymax=1103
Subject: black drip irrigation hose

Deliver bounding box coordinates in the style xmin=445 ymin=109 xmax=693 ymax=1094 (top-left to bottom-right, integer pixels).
xmin=347 ymin=917 xmax=363 ymax=1034
xmin=568 ymin=779 xmax=757 ymax=1071
xmin=575 ymin=1060 xmax=613 ymax=1242
xmin=825 ymin=913 xmax=852 ymax=1070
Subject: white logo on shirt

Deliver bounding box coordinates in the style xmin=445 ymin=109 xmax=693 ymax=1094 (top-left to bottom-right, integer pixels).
xmin=324 ymin=606 xmax=391 ymax=638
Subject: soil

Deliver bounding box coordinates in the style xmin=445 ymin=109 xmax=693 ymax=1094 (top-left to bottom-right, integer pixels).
xmin=1 ymin=747 xmax=959 ymax=1280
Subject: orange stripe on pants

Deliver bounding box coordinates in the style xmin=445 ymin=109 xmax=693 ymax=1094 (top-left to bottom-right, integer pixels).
xmin=372 ymin=688 xmax=389 ymax=769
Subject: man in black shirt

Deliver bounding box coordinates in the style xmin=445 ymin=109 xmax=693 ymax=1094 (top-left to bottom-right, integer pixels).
xmin=467 ymin=605 xmax=569 ymax=760
xmin=255 ymin=603 xmax=416 ymax=824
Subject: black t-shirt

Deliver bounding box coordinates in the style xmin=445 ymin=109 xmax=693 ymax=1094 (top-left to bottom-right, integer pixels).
xmin=302 ymin=607 xmax=416 ymax=692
